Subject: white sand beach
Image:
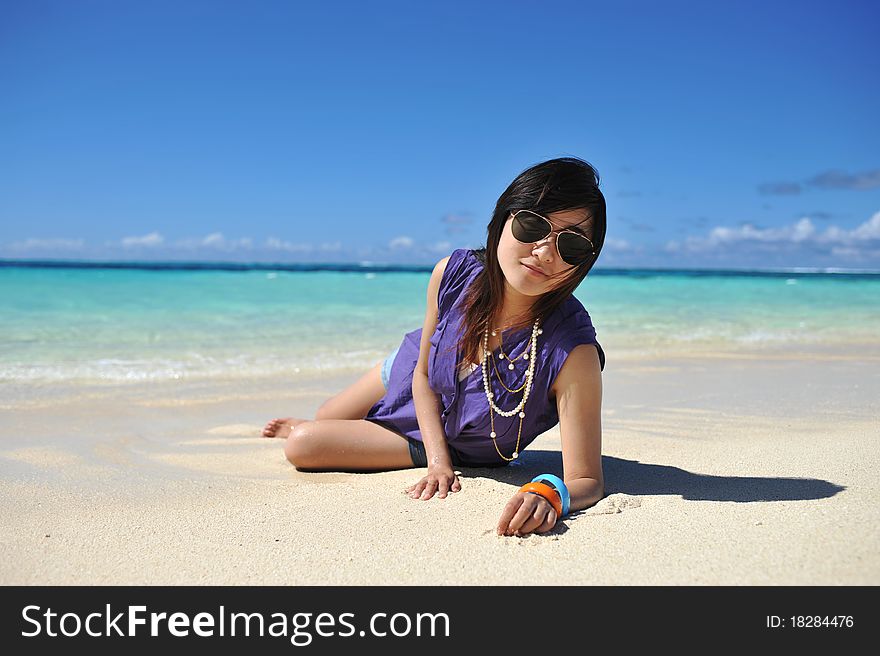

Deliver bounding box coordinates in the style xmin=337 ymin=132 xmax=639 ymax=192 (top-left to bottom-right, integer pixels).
xmin=1 ymin=345 xmax=878 ymax=585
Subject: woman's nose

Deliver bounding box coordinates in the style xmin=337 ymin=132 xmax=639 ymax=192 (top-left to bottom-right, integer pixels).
xmin=531 ymin=233 xmax=558 ymax=258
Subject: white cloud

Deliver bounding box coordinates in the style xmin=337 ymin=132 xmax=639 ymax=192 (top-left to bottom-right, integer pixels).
xmin=8 ymin=238 xmax=85 ymax=252
xmin=202 ymin=232 xmax=224 ymax=247
xmin=603 ymin=237 xmax=631 ymax=251
xmin=848 ymin=211 xmax=880 ymax=240
xmin=266 ymin=237 xmax=313 ymax=253
xmin=429 ymin=240 xmax=452 ymax=253
xmin=121 ymin=232 xmax=164 ymax=248
xmin=389 ymin=236 xmax=414 ymax=249
xmin=664 ymin=211 xmax=880 ymax=261
xmin=175 ymin=233 xmax=252 ymax=251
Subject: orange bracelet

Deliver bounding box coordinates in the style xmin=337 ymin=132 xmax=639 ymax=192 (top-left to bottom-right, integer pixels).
xmin=519 ymin=482 xmax=563 ymax=517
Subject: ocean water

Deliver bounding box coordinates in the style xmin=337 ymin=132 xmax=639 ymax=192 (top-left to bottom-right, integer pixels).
xmin=1 ymin=263 xmax=879 ymax=386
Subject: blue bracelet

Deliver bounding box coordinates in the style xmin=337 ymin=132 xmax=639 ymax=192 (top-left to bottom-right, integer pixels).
xmin=531 ymin=474 xmax=570 ymax=517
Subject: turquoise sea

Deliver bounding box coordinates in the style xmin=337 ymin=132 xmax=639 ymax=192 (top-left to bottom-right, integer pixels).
xmin=2 ymin=261 xmax=879 ymax=387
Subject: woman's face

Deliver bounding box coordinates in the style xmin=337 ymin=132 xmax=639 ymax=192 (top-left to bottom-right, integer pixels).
xmin=496 ymin=208 xmax=592 ymax=300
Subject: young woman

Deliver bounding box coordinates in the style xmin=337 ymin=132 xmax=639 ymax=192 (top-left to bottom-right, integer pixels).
xmin=263 ymin=156 xmax=607 ymax=537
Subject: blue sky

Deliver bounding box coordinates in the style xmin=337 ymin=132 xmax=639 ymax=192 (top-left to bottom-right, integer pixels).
xmin=2 ymin=0 xmax=878 ymax=269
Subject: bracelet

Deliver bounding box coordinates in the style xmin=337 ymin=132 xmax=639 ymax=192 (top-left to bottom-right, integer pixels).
xmin=518 ymin=482 xmax=563 ymax=518
xmin=531 ymin=474 xmax=570 ymax=517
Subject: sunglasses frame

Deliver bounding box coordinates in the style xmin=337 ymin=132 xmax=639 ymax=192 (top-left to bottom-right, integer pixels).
xmin=509 ymin=209 xmax=595 ymax=265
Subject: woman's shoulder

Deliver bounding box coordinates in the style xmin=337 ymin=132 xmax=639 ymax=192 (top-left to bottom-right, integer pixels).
xmin=542 ymin=294 xmax=593 ymax=332
xmin=445 ymin=247 xmax=482 ymax=271
xmin=434 ymin=248 xmax=483 ymax=323
xmin=438 ymin=248 xmax=480 ymax=291
xmin=557 ymin=294 xmax=593 ymax=324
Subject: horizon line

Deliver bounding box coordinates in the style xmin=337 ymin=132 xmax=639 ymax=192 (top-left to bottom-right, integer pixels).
xmin=2 ymin=257 xmax=879 ymax=278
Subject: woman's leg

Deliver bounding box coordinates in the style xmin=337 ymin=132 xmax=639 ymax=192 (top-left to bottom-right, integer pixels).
xmin=284 ymin=418 xmax=414 ymax=471
xmin=262 ymin=361 xmax=387 ymax=437
xmin=314 ymin=361 xmax=387 ymax=421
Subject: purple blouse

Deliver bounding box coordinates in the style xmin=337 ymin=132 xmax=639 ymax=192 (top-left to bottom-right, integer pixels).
xmin=365 ymin=247 xmax=605 ymax=466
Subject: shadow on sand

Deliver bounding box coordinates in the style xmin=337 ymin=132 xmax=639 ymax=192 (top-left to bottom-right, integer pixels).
xmin=464 ymin=450 xmax=845 ymax=504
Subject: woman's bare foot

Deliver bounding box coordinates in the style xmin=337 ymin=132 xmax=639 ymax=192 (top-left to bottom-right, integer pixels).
xmin=262 ymin=417 xmax=310 ymax=438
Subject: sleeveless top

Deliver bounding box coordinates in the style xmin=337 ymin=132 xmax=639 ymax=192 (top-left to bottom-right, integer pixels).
xmin=364 ymin=248 xmax=606 ymax=466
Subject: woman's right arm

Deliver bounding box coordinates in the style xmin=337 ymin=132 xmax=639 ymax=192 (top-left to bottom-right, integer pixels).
xmin=405 ymin=255 xmax=462 ymax=500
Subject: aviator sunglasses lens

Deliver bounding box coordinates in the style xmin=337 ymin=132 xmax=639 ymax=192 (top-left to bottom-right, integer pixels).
xmin=557 ymin=232 xmax=592 ymax=265
xmin=512 ymin=211 xmax=551 ymax=242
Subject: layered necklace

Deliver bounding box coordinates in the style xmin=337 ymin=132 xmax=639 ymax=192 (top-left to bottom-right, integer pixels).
xmin=480 ymin=318 xmax=543 ymax=461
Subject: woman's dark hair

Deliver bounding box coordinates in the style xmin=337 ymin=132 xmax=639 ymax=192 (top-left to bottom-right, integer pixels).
xmin=453 ymin=156 xmax=606 ymax=369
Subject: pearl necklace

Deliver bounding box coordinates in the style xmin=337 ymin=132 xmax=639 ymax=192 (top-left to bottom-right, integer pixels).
xmin=481 ymin=318 xmax=543 ymax=461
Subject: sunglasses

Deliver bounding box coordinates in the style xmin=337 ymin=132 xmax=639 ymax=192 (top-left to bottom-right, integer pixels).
xmin=510 ymin=210 xmax=595 ymax=266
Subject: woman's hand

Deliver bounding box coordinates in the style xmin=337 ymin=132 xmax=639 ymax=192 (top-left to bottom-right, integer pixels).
xmin=496 ymin=490 xmax=558 ymax=536
xmin=405 ymin=465 xmax=461 ymax=500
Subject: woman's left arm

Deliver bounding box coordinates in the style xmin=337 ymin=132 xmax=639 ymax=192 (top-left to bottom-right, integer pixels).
xmin=496 ymin=343 xmax=604 ymax=536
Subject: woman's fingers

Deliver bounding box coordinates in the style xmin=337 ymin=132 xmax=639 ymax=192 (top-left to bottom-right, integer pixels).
xmin=406 ymin=479 xmax=425 ymax=497
xmin=535 ymin=509 xmax=558 ymax=533
xmin=499 ymin=492 xmax=561 ymax=537
xmin=420 ymin=479 xmax=438 ymax=499
xmin=507 ymin=499 xmax=538 ymax=535
xmin=406 ymin=474 xmax=460 ymax=500
xmin=516 ymin=505 xmax=549 ymax=536
xmin=496 ymin=496 xmax=524 ymax=535
xmin=499 ymin=493 xmax=556 ymax=536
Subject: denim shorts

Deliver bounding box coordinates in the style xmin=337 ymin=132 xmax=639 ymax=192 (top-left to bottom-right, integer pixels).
xmin=406 ymin=438 xmax=509 ymax=469
xmin=407 ymin=437 xmax=465 ymax=468
xmin=381 ymin=345 xmax=400 ymax=390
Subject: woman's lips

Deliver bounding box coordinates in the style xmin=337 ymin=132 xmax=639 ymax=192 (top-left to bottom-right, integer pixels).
xmin=522 ymin=263 xmax=546 ymax=277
